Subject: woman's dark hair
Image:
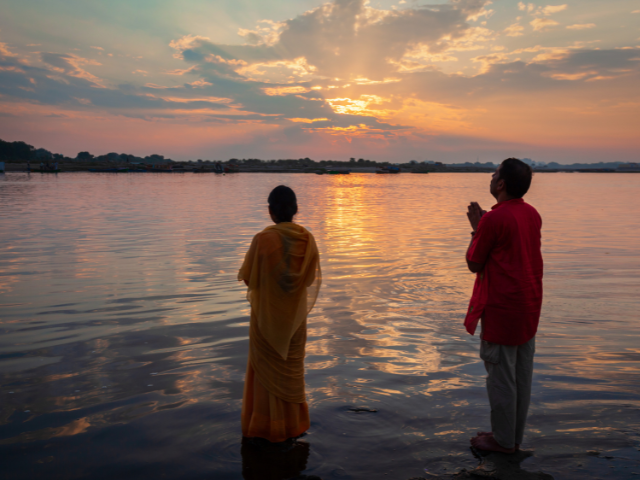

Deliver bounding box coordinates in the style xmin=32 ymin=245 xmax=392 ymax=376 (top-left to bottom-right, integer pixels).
xmin=268 ymin=185 xmax=298 ymax=222
xmin=499 ymin=158 xmax=533 ymax=198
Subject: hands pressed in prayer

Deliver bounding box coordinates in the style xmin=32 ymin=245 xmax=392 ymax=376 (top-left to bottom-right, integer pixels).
xmin=467 ymin=202 xmax=487 ymax=232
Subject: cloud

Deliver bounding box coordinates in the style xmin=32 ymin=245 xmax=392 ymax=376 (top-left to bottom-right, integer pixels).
xmin=165 ymin=65 xmax=198 ymax=76
xmin=518 ymin=2 xmax=535 ymax=13
xmin=566 ymin=24 xmax=596 ymax=30
xmin=466 ymin=5 xmax=494 ymax=22
xmin=1 ymin=0 xmax=638 ymax=163
xmin=325 ymin=94 xmax=389 ymax=115
xmin=235 ymin=57 xmax=318 ymax=83
xmin=472 ymin=52 xmax=510 ymax=73
xmin=530 ymin=18 xmax=559 ymax=31
xmin=0 ymin=42 xmax=17 ymax=57
xmin=0 ymin=53 xmax=237 ymax=116
xmin=188 ymin=79 xmax=213 ymax=88
xmin=168 ymin=0 xmax=492 ymax=82
xmin=519 ymin=3 xmax=567 ymax=19
xmin=548 ymin=71 xmax=597 ymax=81
xmin=541 ymin=4 xmax=567 ymax=15
xmin=504 ymin=23 xmax=525 ymax=37
xmin=40 ymin=52 xmax=104 ymax=86
xmin=263 ymin=86 xmax=310 ymax=96
xmin=286 ymin=117 xmax=329 ymax=123
xmin=238 ymin=20 xmax=286 ymax=46
xmin=147 ymin=0 xmax=502 ymax=137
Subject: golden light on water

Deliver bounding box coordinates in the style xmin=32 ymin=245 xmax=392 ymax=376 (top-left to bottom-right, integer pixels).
xmin=0 ymin=172 xmax=639 ymax=478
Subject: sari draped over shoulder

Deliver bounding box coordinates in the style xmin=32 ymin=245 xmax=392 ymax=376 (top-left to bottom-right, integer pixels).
xmin=238 ymin=222 xmax=321 ymax=441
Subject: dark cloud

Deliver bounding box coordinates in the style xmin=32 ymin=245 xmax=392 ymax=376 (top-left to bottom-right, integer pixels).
xmin=358 ymin=48 xmax=640 ymax=106
xmin=0 ymin=57 xmax=233 ymax=112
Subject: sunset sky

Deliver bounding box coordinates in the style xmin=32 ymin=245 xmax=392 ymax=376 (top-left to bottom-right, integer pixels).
xmin=0 ymin=0 xmax=638 ymax=163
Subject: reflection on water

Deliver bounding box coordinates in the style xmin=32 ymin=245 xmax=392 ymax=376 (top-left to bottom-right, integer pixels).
xmin=0 ymin=172 xmax=639 ymax=479
xmin=241 ymin=437 xmax=310 ymax=480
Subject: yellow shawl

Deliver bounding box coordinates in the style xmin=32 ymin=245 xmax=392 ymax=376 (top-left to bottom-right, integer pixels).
xmin=239 ymin=223 xmax=321 ymax=360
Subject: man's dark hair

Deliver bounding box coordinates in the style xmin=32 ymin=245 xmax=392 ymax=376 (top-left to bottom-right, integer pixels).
xmin=268 ymin=185 xmax=298 ymax=222
xmin=499 ymin=158 xmax=533 ymax=198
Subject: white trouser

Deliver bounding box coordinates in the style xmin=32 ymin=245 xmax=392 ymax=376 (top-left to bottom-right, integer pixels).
xmin=480 ymin=336 xmax=535 ymax=449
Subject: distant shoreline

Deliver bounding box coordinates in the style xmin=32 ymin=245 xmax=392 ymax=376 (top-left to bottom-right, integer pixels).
xmin=3 ymin=162 xmax=638 ymax=174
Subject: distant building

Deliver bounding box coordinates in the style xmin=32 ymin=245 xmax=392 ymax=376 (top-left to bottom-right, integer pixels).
xmin=617 ymin=163 xmax=640 ymax=172
xmin=522 ymin=157 xmax=547 ymax=168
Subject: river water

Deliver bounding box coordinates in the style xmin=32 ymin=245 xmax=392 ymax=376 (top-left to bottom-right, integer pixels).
xmin=0 ymin=171 xmax=639 ymax=479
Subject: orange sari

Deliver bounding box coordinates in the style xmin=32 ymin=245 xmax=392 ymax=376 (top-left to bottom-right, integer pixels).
xmin=238 ymin=222 xmax=321 ymax=442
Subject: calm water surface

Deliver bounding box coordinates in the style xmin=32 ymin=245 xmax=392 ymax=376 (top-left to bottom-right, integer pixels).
xmin=0 ymin=172 xmax=639 ymax=479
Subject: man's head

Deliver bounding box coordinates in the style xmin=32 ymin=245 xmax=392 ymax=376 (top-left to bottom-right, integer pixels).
xmin=490 ymin=158 xmax=533 ymax=201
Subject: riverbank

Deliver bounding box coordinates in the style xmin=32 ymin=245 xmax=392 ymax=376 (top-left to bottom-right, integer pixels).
xmin=3 ymin=162 xmax=638 ymax=174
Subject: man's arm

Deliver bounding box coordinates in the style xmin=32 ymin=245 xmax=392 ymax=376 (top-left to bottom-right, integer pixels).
xmin=466 ymin=235 xmax=484 ymax=273
xmin=466 ymin=202 xmax=487 ymax=273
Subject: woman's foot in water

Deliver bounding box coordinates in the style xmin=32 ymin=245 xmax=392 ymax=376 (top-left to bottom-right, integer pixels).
xmin=470 ymin=432 xmax=516 ymax=454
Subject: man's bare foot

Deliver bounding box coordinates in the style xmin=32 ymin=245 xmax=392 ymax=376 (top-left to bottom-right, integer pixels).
xmin=470 ymin=433 xmax=515 ymax=454
xmin=475 ymin=431 xmax=520 ymax=450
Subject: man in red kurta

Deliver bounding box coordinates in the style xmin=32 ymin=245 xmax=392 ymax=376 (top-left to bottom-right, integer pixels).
xmin=465 ymin=158 xmax=543 ymax=454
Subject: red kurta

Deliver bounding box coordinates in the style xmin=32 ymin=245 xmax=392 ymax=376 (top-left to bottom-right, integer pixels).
xmin=465 ymin=198 xmax=543 ymax=346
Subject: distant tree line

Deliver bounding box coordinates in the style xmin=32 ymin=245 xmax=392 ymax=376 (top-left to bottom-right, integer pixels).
xmin=0 ymin=137 xmax=625 ymax=169
xmin=226 ymin=157 xmax=391 ymax=167
xmin=0 ymin=138 xmax=172 ymax=165
xmin=0 ymin=139 xmax=407 ymax=167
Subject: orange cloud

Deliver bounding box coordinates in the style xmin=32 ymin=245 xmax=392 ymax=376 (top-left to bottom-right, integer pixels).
xmin=286 ymin=117 xmax=329 ymax=123
xmin=263 ymin=86 xmax=310 ymax=96
xmin=566 ymin=24 xmax=596 ymax=30
xmin=504 ymin=23 xmax=525 ymax=37
xmin=530 ymin=18 xmax=559 ymax=31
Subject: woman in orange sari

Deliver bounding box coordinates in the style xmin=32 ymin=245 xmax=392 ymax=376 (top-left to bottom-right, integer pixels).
xmin=238 ymin=185 xmax=321 ymax=443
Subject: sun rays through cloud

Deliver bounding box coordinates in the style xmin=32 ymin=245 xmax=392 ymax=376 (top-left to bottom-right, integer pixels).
xmin=0 ymin=0 xmax=638 ymax=162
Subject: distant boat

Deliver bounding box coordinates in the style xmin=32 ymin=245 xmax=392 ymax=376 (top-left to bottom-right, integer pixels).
xmin=209 ymin=163 xmax=239 ymax=174
xmin=376 ymin=166 xmax=401 ymax=174
xmin=327 ymin=167 xmax=350 ymax=174
xmin=146 ymin=165 xmax=174 ymax=172
xmin=89 ymin=167 xmax=129 ymax=173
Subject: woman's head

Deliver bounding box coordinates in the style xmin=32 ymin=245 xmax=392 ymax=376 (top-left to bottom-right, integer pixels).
xmin=268 ymin=185 xmax=298 ymax=223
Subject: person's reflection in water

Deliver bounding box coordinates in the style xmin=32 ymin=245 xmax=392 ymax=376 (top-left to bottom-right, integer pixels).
xmin=238 ymin=185 xmax=321 ymax=443
xmin=241 ymin=437 xmax=310 ymax=480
